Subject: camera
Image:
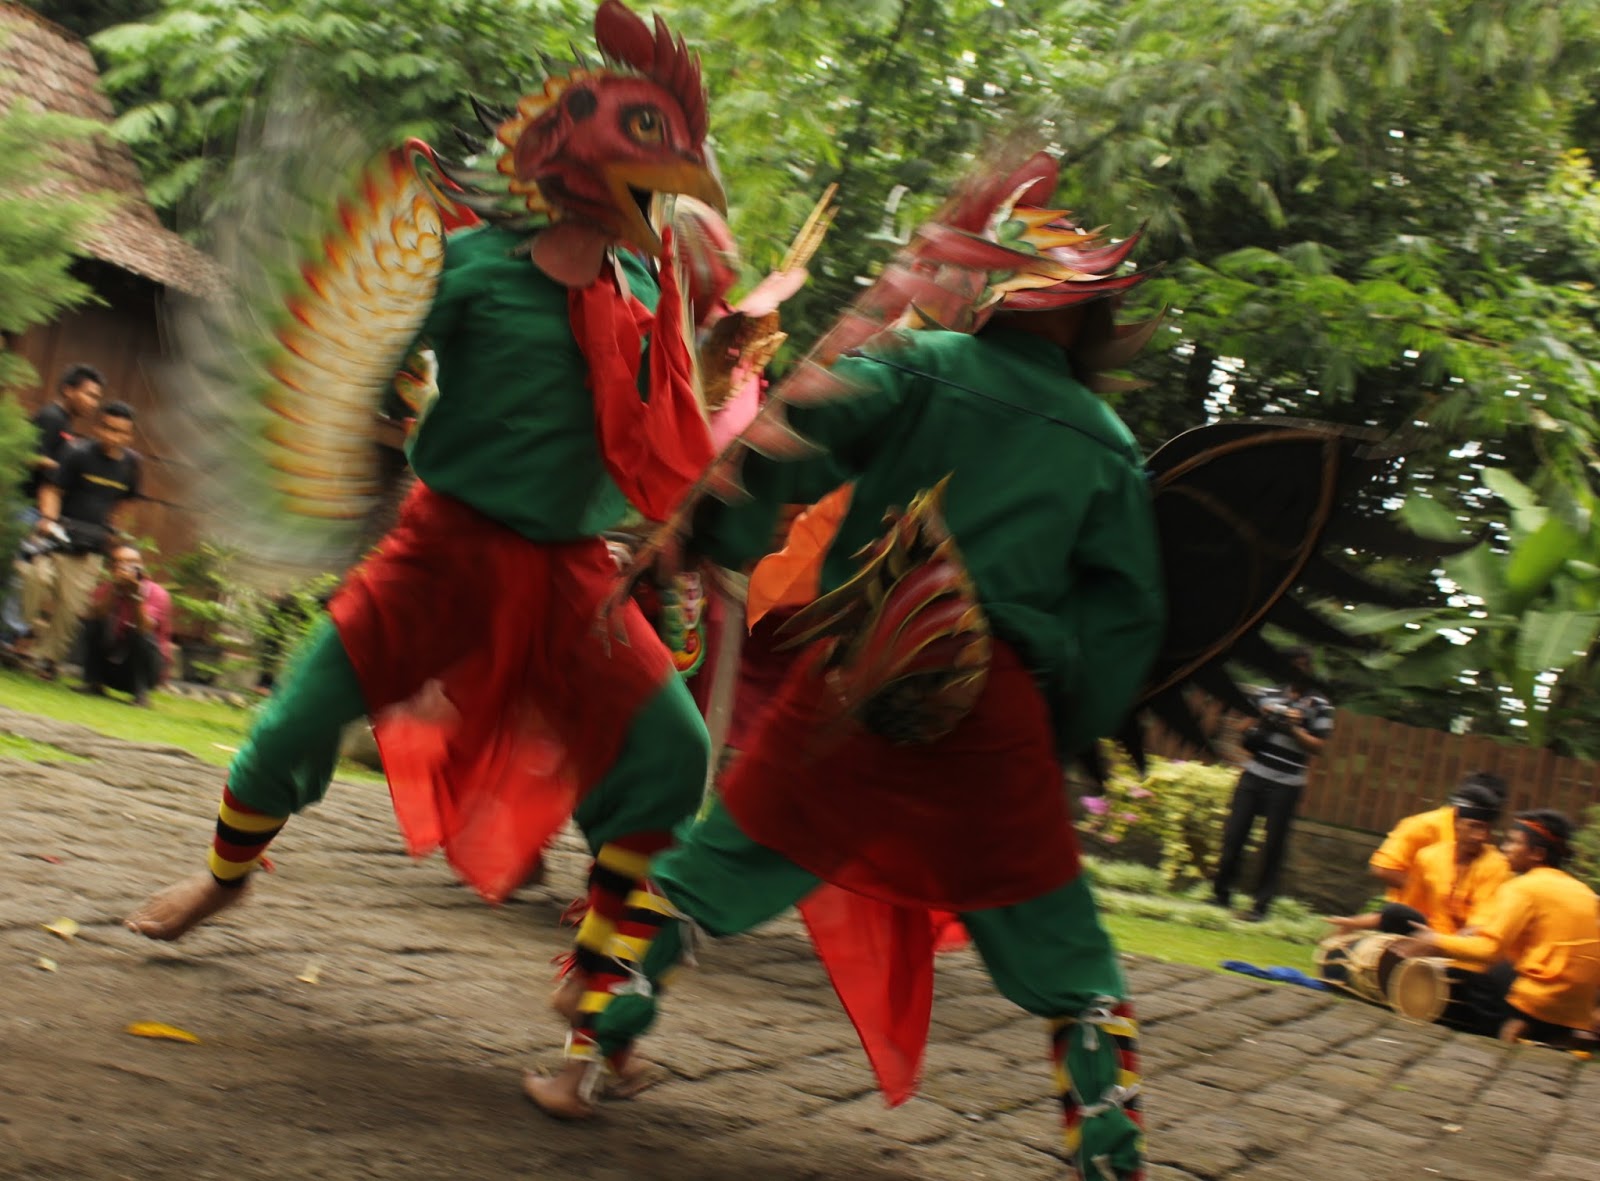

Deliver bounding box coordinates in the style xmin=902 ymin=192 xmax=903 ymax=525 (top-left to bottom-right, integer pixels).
xmin=17 ymin=524 xmax=66 ymax=563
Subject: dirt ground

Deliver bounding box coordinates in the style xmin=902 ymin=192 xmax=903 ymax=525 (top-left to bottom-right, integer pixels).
xmin=3 ymin=706 xmax=1598 ymax=1181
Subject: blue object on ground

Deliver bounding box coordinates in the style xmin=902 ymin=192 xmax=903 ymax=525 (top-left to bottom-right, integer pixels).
xmin=1221 ymin=959 xmax=1332 ymax=991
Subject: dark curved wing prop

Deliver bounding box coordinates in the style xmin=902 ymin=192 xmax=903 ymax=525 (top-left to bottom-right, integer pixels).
xmin=1112 ymin=420 xmax=1475 ymax=768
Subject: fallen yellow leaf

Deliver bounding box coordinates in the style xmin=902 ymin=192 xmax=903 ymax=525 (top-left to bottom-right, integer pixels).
xmin=41 ymin=918 xmax=79 ymax=941
xmin=36 ymin=957 xmax=57 ymax=972
xmin=296 ymin=961 xmax=322 ymax=985
xmin=125 ymin=1022 xmax=201 ymax=1045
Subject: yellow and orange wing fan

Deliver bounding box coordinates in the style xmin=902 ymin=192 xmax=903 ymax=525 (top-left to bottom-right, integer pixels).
xmin=160 ymin=111 xmax=470 ymax=572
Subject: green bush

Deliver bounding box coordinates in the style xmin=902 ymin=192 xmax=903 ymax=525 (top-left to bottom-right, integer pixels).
xmin=239 ymin=572 xmax=340 ymax=665
xmin=159 ymin=541 xmax=339 ymax=684
xmin=1093 ymin=887 xmax=1327 ymax=945
xmin=1081 ymin=856 xmax=1168 ymax=896
xmin=1078 ymin=749 xmax=1241 ymax=890
xmin=1574 ymin=804 xmax=1600 ymax=894
xmin=0 ymin=392 xmax=31 ymax=565
xmin=1080 ymin=855 xmax=1327 ymax=943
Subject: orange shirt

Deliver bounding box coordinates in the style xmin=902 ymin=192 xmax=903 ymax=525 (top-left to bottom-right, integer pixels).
xmin=1435 ymin=867 xmax=1600 ymax=1030
xmin=1408 ymin=841 xmax=1512 ymax=934
xmin=1370 ymin=806 xmax=1454 ymax=905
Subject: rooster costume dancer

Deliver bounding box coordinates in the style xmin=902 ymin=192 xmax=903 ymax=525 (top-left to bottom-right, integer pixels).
xmin=127 ymin=0 xmax=724 ymax=1108
xmin=585 ymin=151 xmax=1462 ymax=1179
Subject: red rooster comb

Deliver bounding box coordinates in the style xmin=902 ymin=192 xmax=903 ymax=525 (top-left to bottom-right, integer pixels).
xmin=594 ymin=0 xmax=708 ymax=144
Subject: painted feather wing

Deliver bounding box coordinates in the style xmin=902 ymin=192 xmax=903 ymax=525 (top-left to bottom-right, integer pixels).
xmin=158 ymin=107 xmax=468 ymax=573
xmin=1115 ymin=420 xmax=1475 ymax=763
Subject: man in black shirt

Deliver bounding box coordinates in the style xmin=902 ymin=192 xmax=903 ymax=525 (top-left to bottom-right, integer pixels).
xmin=19 ymin=401 xmax=143 ymax=677
xmin=24 ymin=363 xmax=104 ymax=500
xmin=1211 ymin=647 xmax=1336 ymax=921
xmin=4 ymin=365 xmax=103 ymax=648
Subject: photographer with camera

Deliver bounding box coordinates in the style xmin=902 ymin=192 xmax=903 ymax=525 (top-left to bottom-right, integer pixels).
xmin=18 ymin=401 xmax=143 ymax=679
xmin=77 ymin=542 xmax=171 ymax=705
xmin=1211 ymin=647 xmax=1335 ymax=921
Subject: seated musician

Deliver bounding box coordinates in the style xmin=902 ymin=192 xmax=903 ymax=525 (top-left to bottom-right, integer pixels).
xmin=1330 ymin=778 xmax=1510 ymax=938
xmin=1397 ymin=810 xmax=1600 ymax=1046
xmin=1368 ymin=771 xmax=1509 ymax=905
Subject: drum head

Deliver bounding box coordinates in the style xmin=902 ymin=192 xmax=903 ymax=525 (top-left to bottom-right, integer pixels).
xmin=1387 ymin=958 xmax=1450 ymax=1024
xmin=1314 ymin=932 xmax=1361 ymax=985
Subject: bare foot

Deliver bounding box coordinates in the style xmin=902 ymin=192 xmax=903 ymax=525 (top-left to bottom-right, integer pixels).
xmin=522 ymin=1062 xmax=597 ymax=1120
xmin=551 ymin=972 xmax=583 ymax=1023
xmin=124 ymin=873 xmax=247 ymax=941
xmin=606 ymin=1053 xmax=668 ymax=1100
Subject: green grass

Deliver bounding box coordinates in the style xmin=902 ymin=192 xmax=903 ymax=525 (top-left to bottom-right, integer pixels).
xmin=1104 ymin=911 xmax=1315 ymax=973
xmin=1079 ymin=853 xmax=1327 ymax=973
xmin=0 ymin=667 xmax=383 ymax=782
xmin=0 ymin=730 xmax=88 ymax=764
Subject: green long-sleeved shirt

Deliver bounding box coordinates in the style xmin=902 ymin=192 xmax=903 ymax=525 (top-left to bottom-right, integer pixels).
xmin=697 ymin=326 xmax=1166 ymax=755
xmin=402 ymin=226 xmax=658 ymax=541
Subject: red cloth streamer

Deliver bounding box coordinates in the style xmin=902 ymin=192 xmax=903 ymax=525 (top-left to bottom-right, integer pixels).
xmin=795 ymin=902 xmax=970 ymax=1104
xmin=800 ymin=885 xmax=937 ymax=1106
xmin=331 ymin=485 xmax=673 ymax=903
xmin=569 ymin=231 xmax=716 ymax=522
xmin=932 ymin=911 xmax=971 ymax=953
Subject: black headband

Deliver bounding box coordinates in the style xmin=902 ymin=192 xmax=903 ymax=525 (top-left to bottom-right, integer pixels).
xmin=1449 ymin=797 xmax=1500 ymax=822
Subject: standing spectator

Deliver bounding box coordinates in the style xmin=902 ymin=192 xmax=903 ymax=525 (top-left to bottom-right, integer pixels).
xmin=77 ymin=543 xmax=170 ymax=705
xmin=1211 ymin=646 xmax=1335 ymax=921
xmin=24 ymin=363 xmax=104 ymax=502
xmin=3 ymin=364 xmax=103 ymax=648
xmin=19 ymin=401 xmax=142 ymax=678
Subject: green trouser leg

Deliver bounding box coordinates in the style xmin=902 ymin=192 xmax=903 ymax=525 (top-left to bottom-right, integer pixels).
xmin=962 ymin=878 xmax=1142 ymax=1181
xmin=652 ymin=797 xmax=822 ymax=936
xmin=575 ymin=673 xmax=710 ymax=1058
xmin=226 ymin=617 xmax=368 ymax=815
xmin=656 ymin=801 xmax=1142 ymax=1179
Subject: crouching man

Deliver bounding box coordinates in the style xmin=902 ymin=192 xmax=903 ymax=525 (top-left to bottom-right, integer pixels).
xmin=77 ymin=542 xmax=170 ymax=706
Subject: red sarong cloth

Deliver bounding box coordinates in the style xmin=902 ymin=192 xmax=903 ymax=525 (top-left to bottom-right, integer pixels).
xmin=722 ymin=640 xmax=1079 ymax=1105
xmin=721 ymin=640 xmax=1079 ymax=912
xmin=331 ymin=485 xmax=673 ymax=904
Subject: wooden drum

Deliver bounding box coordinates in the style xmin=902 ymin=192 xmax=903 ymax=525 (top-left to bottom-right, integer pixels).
xmin=1314 ymin=931 xmax=1404 ymax=1005
xmin=1385 ymin=956 xmax=1453 ymax=1024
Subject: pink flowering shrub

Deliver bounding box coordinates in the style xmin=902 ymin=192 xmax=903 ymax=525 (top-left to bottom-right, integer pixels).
xmin=1076 ymin=747 xmax=1240 ymax=888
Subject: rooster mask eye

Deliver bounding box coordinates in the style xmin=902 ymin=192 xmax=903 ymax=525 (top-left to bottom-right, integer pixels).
xmin=623 ymin=105 xmax=664 ymax=145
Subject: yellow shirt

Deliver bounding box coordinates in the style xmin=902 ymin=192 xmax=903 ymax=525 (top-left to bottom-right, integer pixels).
xmin=1409 ymin=841 xmax=1512 ymax=934
xmin=1435 ymin=867 xmax=1600 ymax=1030
xmin=1370 ymin=806 xmax=1454 ymax=905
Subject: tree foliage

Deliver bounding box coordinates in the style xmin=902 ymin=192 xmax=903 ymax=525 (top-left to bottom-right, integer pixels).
xmin=20 ymin=1 xmax=163 ymax=40
xmin=0 ymin=101 xmax=109 ymax=392
xmin=91 ymin=0 xmax=587 ymax=217
xmin=0 ymin=92 xmax=107 ymax=561
xmin=83 ymin=0 xmax=1600 ymax=748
